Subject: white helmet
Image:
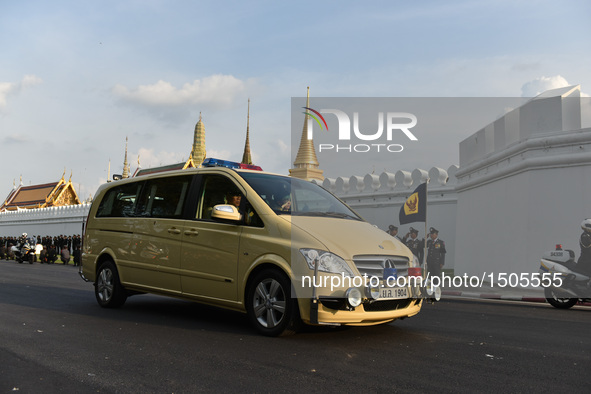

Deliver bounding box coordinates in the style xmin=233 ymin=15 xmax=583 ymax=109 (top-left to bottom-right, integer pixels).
xmin=581 ymin=219 xmax=591 ymax=232
xmin=22 ymin=232 xmax=27 ymax=237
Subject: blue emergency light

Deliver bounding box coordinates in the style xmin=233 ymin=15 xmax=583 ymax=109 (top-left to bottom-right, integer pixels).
xmin=202 ymin=158 xmax=262 ymax=171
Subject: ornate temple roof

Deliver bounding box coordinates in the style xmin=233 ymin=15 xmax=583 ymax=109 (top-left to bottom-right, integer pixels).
xmin=289 ymin=87 xmax=324 ymax=182
xmin=122 ymin=136 xmax=131 ymax=179
xmin=241 ymin=99 xmax=253 ymax=165
xmin=190 ymin=112 xmax=207 ymax=166
xmin=0 ymin=173 xmax=81 ymax=211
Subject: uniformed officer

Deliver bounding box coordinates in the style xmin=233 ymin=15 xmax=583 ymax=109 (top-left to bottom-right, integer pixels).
xmin=387 ymin=225 xmax=402 ymax=241
xmin=403 ymin=227 xmax=424 ymax=263
xmin=426 ymin=227 xmax=446 ymax=277
xmin=577 ymin=219 xmax=591 ymax=276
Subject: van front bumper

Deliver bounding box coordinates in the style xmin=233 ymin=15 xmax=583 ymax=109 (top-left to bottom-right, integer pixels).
xmin=301 ymin=297 xmax=423 ymax=326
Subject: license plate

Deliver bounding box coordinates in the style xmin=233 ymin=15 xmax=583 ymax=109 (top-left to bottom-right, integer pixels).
xmin=379 ymin=286 xmax=408 ymax=300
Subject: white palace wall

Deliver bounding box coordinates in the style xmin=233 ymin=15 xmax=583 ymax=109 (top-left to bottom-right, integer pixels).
xmin=455 ymin=86 xmax=591 ymax=276
xmin=0 ymin=204 xmax=91 ymax=237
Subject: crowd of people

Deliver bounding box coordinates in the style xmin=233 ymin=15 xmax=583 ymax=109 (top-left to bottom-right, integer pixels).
xmin=0 ymin=234 xmax=82 ymax=265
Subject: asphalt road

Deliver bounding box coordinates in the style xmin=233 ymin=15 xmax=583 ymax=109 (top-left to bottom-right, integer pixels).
xmin=0 ymin=260 xmax=589 ymax=393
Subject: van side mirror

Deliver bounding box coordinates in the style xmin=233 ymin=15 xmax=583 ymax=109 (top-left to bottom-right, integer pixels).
xmin=211 ymin=204 xmax=242 ymax=222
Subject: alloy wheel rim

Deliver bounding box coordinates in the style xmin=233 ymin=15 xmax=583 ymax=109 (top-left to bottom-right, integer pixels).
xmin=253 ymin=278 xmax=286 ymax=328
xmin=97 ymin=268 xmax=114 ymax=302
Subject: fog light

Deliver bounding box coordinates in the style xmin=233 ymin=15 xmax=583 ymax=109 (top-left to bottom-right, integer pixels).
xmin=433 ymin=285 xmax=442 ymax=302
xmin=365 ymin=285 xmax=380 ymax=301
xmin=345 ymin=287 xmax=362 ymax=308
xmin=425 ymin=282 xmax=434 ymax=296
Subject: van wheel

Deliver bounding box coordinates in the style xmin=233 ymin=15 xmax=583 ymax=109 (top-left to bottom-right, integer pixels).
xmin=95 ymin=261 xmax=127 ymax=308
xmin=246 ymin=269 xmax=300 ymax=336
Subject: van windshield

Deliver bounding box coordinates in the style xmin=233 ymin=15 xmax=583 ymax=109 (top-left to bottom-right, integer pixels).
xmin=239 ymin=172 xmax=361 ymax=220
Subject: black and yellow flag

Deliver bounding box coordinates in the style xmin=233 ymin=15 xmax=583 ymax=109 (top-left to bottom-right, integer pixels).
xmin=399 ymin=182 xmax=427 ymax=225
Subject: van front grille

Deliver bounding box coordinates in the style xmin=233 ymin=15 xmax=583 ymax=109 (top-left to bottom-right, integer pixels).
xmin=352 ymin=255 xmax=409 ymax=279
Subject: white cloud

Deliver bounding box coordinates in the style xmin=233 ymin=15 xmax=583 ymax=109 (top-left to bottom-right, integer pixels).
xmin=2 ymin=134 xmax=29 ymax=144
xmin=521 ymin=75 xmax=570 ymax=97
xmin=22 ymin=74 xmax=43 ymax=88
xmin=0 ymin=82 xmax=17 ymax=108
xmin=135 ymin=147 xmax=186 ymax=169
xmin=277 ymin=139 xmax=289 ymax=154
xmin=521 ymin=75 xmax=590 ymax=98
xmin=112 ymin=74 xmax=249 ymax=109
xmin=0 ymin=75 xmax=42 ymax=110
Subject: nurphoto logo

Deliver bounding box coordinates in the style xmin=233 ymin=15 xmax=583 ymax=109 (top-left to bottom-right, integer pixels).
xmin=303 ymin=107 xmax=418 ymax=153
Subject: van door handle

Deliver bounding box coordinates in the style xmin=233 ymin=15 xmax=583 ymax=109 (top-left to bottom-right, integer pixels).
xmin=184 ymin=229 xmax=199 ymax=237
xmin=167 ymin=227 xmax=181 ymax=235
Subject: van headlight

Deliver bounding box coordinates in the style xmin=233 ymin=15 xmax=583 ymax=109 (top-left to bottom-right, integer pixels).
xmin=300 ymin=249 xmax=355 ymax=277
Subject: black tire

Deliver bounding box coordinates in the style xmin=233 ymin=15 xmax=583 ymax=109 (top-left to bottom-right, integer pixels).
xmin=545 ymin=287 xmax=577 ymax=309
xmin=246 ymin=269 xmax=301 ymax=337
xmin=95 ymin=261 xmax=127 ymax=308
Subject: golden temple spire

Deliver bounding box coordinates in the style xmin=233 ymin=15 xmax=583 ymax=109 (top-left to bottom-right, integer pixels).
xmin=122 ymin=136 xmax=130 ymax=179
xmin=289 ymin=87 xmax=324 ymax=181
xmin=190 ymin=112 xmax=207 ymax=167
xmin=241 ymin=99 xmax=253 ymax=165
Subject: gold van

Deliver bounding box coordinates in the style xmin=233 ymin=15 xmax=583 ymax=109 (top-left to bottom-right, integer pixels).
xmin=81 ymin=158 xmax=424 ymax=336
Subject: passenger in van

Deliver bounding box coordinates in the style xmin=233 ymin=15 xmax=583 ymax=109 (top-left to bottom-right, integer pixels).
xmin=277 ymin=194 xmax=291 ymax=212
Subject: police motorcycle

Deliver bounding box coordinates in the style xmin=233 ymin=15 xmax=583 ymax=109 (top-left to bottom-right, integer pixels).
xmin=14 ymin=233 xmax=35 ymax=264
xmin=539 ymin=244 xmax=591 ymax=309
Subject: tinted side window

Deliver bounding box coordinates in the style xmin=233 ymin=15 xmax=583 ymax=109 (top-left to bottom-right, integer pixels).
xmin=96 ymin=183 xmax=142 ymax=217
xmin=197 ymin=174 xmax=263 ymax=227
xmin=197 ymin=175 xmax=241 ymax=220
xmin=136 ymin=175 xmax=192 ymax=219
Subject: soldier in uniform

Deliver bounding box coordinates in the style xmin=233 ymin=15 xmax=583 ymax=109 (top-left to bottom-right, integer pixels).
xmin=426 ymin=227 xmax=446 ymax=277
xmin=577 ymin=219 xmax=591 ymax=276
xmin=387 ymin=225 xmax=402 ymax=241
xmin=403 ymin=227 xmax=424 ymax=263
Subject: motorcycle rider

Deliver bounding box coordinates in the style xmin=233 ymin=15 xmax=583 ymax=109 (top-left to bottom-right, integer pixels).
xmin=14 ymin=233 xmax=28 ymax=262
xmin=18 ymin=233 xmax=30 ymax=250
xmin=577 ymin=219 xmax=591 ymax=276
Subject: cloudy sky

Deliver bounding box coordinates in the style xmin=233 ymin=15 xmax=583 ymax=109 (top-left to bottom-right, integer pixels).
xmin=1 ymin=0 xmax=590 ymax=200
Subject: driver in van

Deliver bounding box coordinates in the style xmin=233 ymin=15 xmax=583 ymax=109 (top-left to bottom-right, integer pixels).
xmin=225 ymin=190 xmax=242 ymax=208
xmin=224 ymin=189 xmax=261 ymax=226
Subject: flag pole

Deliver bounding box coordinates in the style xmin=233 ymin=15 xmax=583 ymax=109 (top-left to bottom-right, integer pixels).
xmin=422 ymin=179 xmax=429 ymax=276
